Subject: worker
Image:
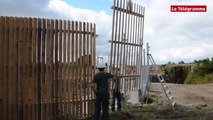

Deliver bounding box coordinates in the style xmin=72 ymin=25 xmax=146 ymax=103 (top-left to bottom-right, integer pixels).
xmin=91 ymin=62 xmax=114 ymax=120
xmin=111 ymin=66 xmax=121 ymax=111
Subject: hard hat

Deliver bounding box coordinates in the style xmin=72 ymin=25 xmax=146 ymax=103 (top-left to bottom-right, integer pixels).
xmin=97 ymin=62 xmax=106 ymax=68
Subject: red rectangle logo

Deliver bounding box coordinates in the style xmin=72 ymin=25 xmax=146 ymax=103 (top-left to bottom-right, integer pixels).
xmin=171 ymin=5 xmax=207 ymax=12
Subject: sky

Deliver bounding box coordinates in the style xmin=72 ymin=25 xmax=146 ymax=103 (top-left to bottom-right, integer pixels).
xmin=0 ymin=0 xmax=212 ymax=64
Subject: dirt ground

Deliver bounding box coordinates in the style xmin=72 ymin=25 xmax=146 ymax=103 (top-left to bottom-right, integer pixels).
xmin=150 ymin=83 xmax=213 ymax=108
xmin=84 ymin=83 xmax=213 ymax=120
xmin=148 ymin=83 xmax=213 ymax=119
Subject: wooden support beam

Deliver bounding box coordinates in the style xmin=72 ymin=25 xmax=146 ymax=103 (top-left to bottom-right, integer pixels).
xmin=111 ymin=6 xmax=144 ymax=17
xmin=108 ymin=40 xmax=142 ymax=47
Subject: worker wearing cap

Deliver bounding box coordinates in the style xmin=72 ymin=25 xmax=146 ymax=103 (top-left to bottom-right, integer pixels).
xmin=91 ymin=62 xmax=114 ymax=120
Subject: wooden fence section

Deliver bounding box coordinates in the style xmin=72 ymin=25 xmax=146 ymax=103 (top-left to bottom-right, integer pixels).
xmin=0 ymin=16 xmax=96 ymax=120
xmin=109 ymin=0 xmax=145 ymax=92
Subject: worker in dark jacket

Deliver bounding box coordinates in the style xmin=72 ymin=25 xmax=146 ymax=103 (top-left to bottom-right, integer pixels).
xmin=91 ymin=62 xmax=113 ymax=120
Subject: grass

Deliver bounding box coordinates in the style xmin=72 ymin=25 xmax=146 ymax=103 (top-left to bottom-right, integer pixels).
xmin=81 ymin=101 xmax=213 ymax=120
xmin=81 ymin=104 xmax=175 ymax=120
xmin=185 ymin=73 xmax=213 ymax=84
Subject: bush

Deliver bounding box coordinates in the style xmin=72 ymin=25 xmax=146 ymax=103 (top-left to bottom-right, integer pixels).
xmin=185 ymin=58 xmax=213 ymax=84
xmin=185 ymin=72 xmax=213 ymax=84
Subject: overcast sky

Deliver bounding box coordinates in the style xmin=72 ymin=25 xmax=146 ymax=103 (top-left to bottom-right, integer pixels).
xmin=0 ymin=0 xmax=212 ymax=64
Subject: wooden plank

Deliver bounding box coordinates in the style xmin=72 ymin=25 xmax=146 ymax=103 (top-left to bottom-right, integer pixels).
xmin=26 ymin=18 xmax=32 ymax=120
xmin=3 ymin=16 xmax=9 ymax=120
xmin=119 ymin=0 xmax=126 ymax=93
xmin=65 ymin=20 xmax=68 ymax=118
xmin=86 ymin=22 xmax=90 ymax=117
xmin=41 ymin=18 xmax=47 ymax=120
xmin=140 ymin=6 xmax=145 ymax=89
xmin=134 ymin=4 xmax=140 ymax=90
xmin=22 ymin=18 xmax=28 ymax=120
xmin=29 ymin=17 xmax=33 ymax=119
xmin=133 ymin=4 xmax=137 ymax=90
xmin=116 ymin=0 xmax=123 ymax=72
xmin=88 ymin=23 xmax=93 ymax=116
xmin=134 ymin=4 xmax=139 ymax=90
xmin=1 ymin=16 xmax=6 ymax=120
xmin=123 ymin=0 xmax=128 ymax=93
xmin=66 ymin=20 xmax=71 ymax=119
xmin=121 ymin=0 xmax=128 ymax=92
xmin=135 ymin=3 xmax=139 ymax=90
xmin=27 ymin=17 xmax=33 ymax=120
xmin=0 ymin=16 xmax=4 ymax=119
xmin=54 ymin=19 xmax=59 ymax=120
xmin=108 ymin=40 xmax=142 ymax=47
xmin=58 ymin=19 xmax=63 ymax=118
xmin=92 ymin=23 xmax=96 ymax=115
xmin=24 ymin=17 xmax=29 ymax=120
xmin=93 ymin=23 xmax=96 ymax=114
xmin=63 ymin=20 xmax=67 ymax=119
xmin=43 ymin=18 xmax=48 ymax=120
xmin=111 ymin=6 xmax=144 ymax=17
xmin=46 ymin=18 xmax=51 ymax=120
xmin=140 ymin=7 xmax=145 ymax=90
xmin=82 ymin=22 xmax=85 ymax=118
xmin=87 ymin=22 xmax=90 ymax=117
xmin=0 ymin=16 xmax=4 ymax=120
xmin=112 ymin=0 xmax=119 ymax=72
xmin=12 ymin=17 xmax=18 ymax=120
xmin=79 ymin=22 xmax=83 ymax=118
xmin=83 ymin=22 xmax=86 ymax=117
xmin=131 ymin=3 xmax=136 ymax=91
xmin=74 ymin=22 xmax=79 ymax=119
xmin=109 ymin=0 xmax=116 ymax=71
xmin=27 ymin=28 xmax=93 ymax=35
xmin=14 ymin=17 xmax=18 ymax=120
xmin=32 ymin=18 xmax=38 ymax=120
xmin=50 ymin=18 xmax=54 ymax=120
xmin=137 ymin=5 xmax=140 ymax=92
xmin=37 ymin=18 xmax=42 ymax=120
xmin=18 ymin=17 xmax=24 ymax=120
xmin=126 ymin=0 xmax=132 ymax=92
xmin=7 ymin=17 xmax=14 ymax=120
xmin=89 ymin=23 xmax=93 ymax=117
xmin=71 ymin=21 xmax=75 ymax=119
xmin=122 ymin=0 xmax=127 ymax=92
xmin=50 ymin=19 xmax=55 ymax=120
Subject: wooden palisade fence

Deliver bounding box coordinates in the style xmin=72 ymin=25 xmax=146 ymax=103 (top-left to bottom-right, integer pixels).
xmin=110 ymin=0 xmax=145 ymax=92
xmin=0 ymin=16 xmax=96 ymax=120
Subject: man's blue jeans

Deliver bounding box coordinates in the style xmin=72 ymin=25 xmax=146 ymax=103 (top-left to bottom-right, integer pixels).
xmin=94 ymin=93 xmax=109 ymax=120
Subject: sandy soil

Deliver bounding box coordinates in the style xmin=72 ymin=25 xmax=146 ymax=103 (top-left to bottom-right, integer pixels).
xmin=146 ymin=83 xmax=213 ymax=119
xmin=150 ymin=83 xmax=213 ymax=108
